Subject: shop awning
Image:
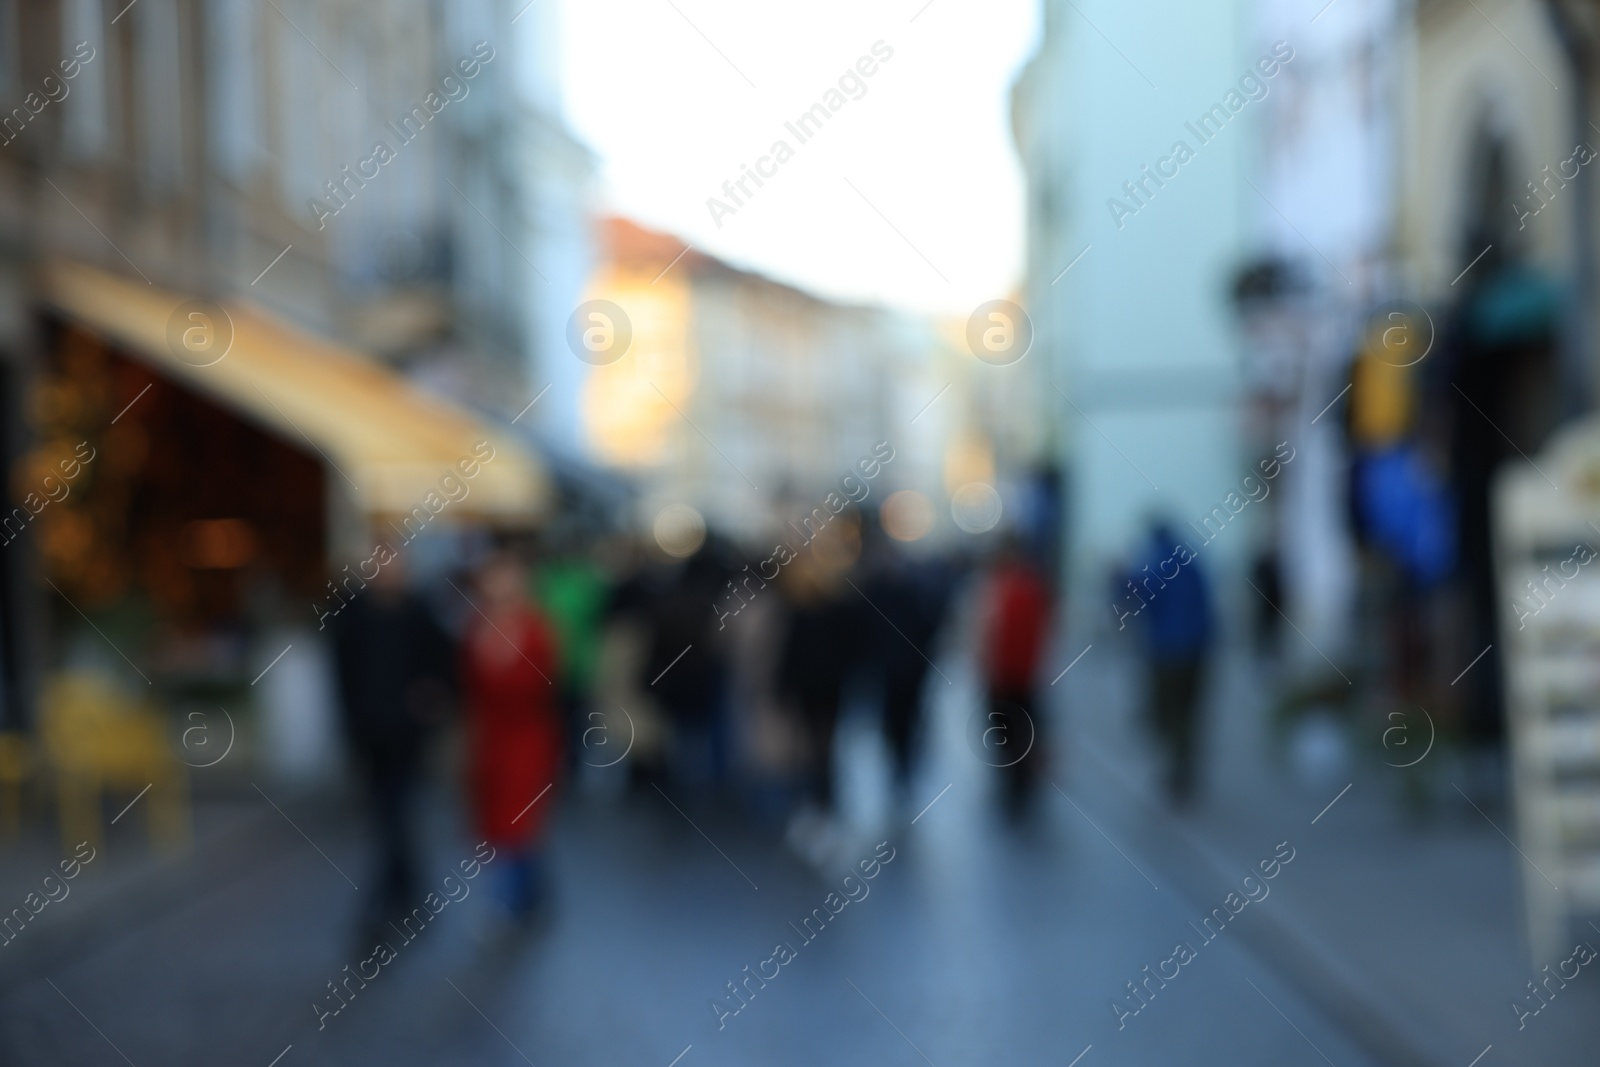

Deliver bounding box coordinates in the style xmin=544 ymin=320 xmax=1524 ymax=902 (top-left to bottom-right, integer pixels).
xmin=38 ymin=259 xmax=549 ymax=522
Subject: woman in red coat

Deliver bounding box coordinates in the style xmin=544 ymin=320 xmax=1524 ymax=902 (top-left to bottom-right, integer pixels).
xmin=462 ymin=551 xmax=563 ymax=919
xmin=981 ymin=536 xmax=1053 ymax=819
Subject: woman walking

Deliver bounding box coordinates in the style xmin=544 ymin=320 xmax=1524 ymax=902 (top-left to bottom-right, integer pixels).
xmin=462 ymin=551 xmax=564 ymax=926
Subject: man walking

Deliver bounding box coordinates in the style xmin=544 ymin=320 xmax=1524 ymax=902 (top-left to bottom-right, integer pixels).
xmin=330 ymin=559 xmax=456 ymax=947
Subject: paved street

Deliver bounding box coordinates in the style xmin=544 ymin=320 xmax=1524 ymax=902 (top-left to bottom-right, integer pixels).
xmin=7 ymin=626 xmax=1598 ymax=1067
xmin=0 ymin=647 xmax=1398 ymax=1067
xmin=0 ymin=799 xmax=1382 ymax=1066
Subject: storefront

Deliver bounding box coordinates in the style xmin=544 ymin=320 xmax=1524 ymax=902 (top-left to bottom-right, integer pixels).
xmin=19 ymin=259 xmax=549 ymax=771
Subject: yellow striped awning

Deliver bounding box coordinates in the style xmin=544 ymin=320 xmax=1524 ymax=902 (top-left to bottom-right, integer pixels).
xmin=38 ymin=258 xmax=548 ymax=522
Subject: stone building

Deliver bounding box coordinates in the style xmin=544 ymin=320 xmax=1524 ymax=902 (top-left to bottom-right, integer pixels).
xmin=0 ymin=0 xmax=583 ymax=730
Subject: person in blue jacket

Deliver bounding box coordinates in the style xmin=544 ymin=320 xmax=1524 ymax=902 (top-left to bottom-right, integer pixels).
xmin=1125 ymin=519 xmax=1215 ymax=805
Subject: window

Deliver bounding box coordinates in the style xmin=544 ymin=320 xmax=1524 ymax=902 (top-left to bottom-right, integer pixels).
xmin=136 ymin=0 xmax=184 ymax=189
xmin=207 ymin=0 xmax=258 ymax=179
xmin=63 ymin=0 xmax=109 ymax=160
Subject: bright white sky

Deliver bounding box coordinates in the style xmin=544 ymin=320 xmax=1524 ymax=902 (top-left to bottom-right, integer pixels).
xmin=555 ymin=0 xmax=1040 ymax=316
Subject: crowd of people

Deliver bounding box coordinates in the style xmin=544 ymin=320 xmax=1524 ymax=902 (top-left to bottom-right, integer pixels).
xmin=322 ymin=491 xmax=1246 ymax=964
xmin=321 ymin=506 xmax=1087 ymax=949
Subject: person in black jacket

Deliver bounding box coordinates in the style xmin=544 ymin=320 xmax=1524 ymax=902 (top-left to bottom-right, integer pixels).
xmin=776 ymin=554 xmax=862 ymax=819
xmin=329 ymin=558 xmax=456 ymax=942
xmin=642 ymin=545 xmax=731 ymax=793
xmin=859 ymin=514 xmax=951 ymax=801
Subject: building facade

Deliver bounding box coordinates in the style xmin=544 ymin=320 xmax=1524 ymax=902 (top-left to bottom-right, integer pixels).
xmin=1013 ymin=0 xmax=1255 ymax=615
xmin=575 ymin=218 xmax=1032 ymax=554
xmin=0 ymin=0 xmax=576 ymax=731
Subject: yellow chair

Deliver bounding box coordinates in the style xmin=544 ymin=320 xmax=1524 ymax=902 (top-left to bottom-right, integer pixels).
xmin=39 ymin=675 xmax=189 ymax=853
xmin=0 ymin=733 xmax=28 ymax=838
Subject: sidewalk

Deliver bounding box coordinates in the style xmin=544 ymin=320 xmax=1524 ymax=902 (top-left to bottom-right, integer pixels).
xmin=0 ymin=776 xmax=334 ymax=994
xmin=1055 ymin=633 xmax=1600 ymax=1067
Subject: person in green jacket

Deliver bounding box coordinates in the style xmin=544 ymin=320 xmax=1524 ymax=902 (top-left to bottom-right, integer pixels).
xmin=532 ymin=548 xmax=611 ymax=768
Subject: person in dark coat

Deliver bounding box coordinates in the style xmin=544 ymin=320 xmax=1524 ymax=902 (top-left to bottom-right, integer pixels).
xmin=860 ymin=515 xmax=952 ymax=799
xmin=329 ymin=558 xmax=455 ymax=943
xmin=776 ymin=553 xmax=862 ymax=818
xmin=643 ymin=545 xmax=730 ymax=791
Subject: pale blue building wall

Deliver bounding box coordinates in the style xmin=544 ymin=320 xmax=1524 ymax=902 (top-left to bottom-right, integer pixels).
xmin=1020 ymin=0 xmax=1259 ymax=606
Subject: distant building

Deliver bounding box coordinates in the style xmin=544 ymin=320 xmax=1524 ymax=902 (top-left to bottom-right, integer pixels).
xmin=577 ymin=218 xmax=1018 ymax=550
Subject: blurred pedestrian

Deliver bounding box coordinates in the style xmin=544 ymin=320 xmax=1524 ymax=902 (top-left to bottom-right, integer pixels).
xmin=533 ymin=535 xmax=612 ymax=769
xmin=597 ymin=535 xmax=671 ymax=791
xmin=1129 ymin=519 xmax=1215 ymax=805
xmin=329 ymin=557 xmax=455 ymax=949
xmin=777 ymin=538 xmax=863 ymax=857
xmin=461 ymin=550 xmax=563 ymax=924
xmin=860 ymin=514 xmax=952 ymax=804
xmin=980 ymin=535 xmax=1053 ymax=819
xmin=1249 ymin=546 xmax=1283 ymax=657
xmin=642 ymin=544 xmax=730 ymax=793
